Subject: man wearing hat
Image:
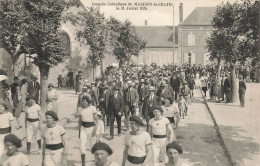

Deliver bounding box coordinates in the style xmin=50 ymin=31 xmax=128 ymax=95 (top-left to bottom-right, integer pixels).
xmin=122 ymin=116 xmax=153 ymax=166
xmin=170 ymin=74 xmax=181 ymax=100
xmin=123 ymin=80 xmax=139 ymax=130
xmin=0 ymin=101 xmax=15 ymax=158
xmin=27 ymin=75 xmax=40 ymax=104
xmin=142 ymin=86 xmax=161 ymax=131
xmin=0 ymin=134 xmax=29 ymax=166
xmin=90 ymin=82 xmax=98 ymax=107
xmin=90 ymin=142 xmax=119 ymax=166
xmin=156 ymin=81 xmax=173 ymax=103
xmin=107 ymin=86 xmax=124 ymax=139
xmin=66 ymin=69 xmax=74 ymax=89
xmin=10 ymin=76 xmax=19 ymax=99
xmin=137 ymin=79 xmax=149 ymax=117
xmin=75 ymin=71 xmax=83 ymax=94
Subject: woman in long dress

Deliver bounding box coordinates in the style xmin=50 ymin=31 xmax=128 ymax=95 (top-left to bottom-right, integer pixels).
xmin=46 ymin=83 xmax=58 ymax=113
xmin=20 ymin=79 xmax=28 ymax=112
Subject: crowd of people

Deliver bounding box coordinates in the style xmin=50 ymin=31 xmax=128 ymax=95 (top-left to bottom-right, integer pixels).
xmin=0 ymin=62 xmax=252 ymax=166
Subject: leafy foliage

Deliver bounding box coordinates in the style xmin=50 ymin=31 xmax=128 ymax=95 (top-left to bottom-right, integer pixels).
xmin=207 ymin=0 xmax=259 ymax=64
xmin=0 ymin=0 xmax=29 ymax=66
xmin=74 ymin=7 xmax=108 ymax=67
xmin=108 ymin=18 xmax=146 ymax=65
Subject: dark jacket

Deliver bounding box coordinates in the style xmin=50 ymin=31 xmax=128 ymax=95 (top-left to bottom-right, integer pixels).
xmin=239 ymin=80 xmax=246 ymax=93
xmin=108 ymin=95 xmax=124 ymax=115
xmin=170 ymin=77 xmax=181 ymax=90
xmin=123 ymin=88 xmax=139 ymax=107
xmin=142 ymin=94 xmax=161 ymax=118
xmin=27 ymin=81 xmax=40 ymax=103
xmin=224 ymin=77 xmax=231 ymax=92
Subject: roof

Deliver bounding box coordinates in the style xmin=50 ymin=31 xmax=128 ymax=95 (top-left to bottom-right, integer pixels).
xmin=180 ymin=7 xmax=216 ymax=26
xmin=135 ymin=26 xmax=178 ymax=48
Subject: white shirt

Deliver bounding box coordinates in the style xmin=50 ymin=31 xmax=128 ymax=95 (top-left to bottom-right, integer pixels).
xmin=0 ymin=152 xmax=29 ymax=166
xmin=41 ymin=124 xmax=65 ymax=144
xmin=25 ymin=104 xmax=41 ymax=119
xmin=78 ymin=106 xmax=97 ymax=122
xmin=148 ymin=117 xmax=170 ymax=135
xmin=0 ymin=112 xmax=14 ymax=128
xmin=162 ymin=104 xmax=179 ymax=118
xmin=124 ymin=131 xmax=151 ymax=157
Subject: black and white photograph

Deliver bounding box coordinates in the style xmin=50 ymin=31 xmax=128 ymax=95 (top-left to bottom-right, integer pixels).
xmin=0 ymin=0 xmax=259 ymax=165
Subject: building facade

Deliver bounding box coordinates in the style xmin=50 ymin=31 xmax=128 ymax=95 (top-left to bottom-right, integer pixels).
xmin=178 ymin=7 xmax=216 ymax=65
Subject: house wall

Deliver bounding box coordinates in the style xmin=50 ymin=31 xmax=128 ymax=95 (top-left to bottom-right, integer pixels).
xmin=178 ymin=25 xmax=213 ymax=65
xmin=132 ymin=47 xmax=178 ymax=66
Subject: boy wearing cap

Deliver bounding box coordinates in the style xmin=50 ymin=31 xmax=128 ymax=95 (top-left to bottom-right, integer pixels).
xmin=24 ymin=96 xmax=42 ymax=154
xmin=122 ymin=116 xmax=153 ymax=166
xmin=0 ymin=134 xmax=29 ymax=166
xmin=165 ymin=142 xmax=190 ymax=166
xmin=78 ymin=96 xmax=98 ymax=166
xmin=0 ymin=102 xmax=15 ymax=158
xmin=90 ymin=142 xmax=119 ymax=166
xmin=42 ymin=111 xmax=67 ymax=166
xmin=148 ymin=105 xmax=174 ymax=165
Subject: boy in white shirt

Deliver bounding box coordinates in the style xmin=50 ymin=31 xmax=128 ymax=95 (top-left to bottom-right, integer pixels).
xmin=24 ymin=96 xmax=42 ymax=154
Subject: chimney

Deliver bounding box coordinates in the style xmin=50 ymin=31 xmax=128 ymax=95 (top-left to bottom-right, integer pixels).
xmin=145 ymin=20 xmax=148 ymax=26
xmin=179 ymin=3 xmax=183 ymax=23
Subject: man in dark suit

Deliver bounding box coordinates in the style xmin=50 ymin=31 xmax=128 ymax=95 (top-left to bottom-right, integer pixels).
xmin=28 ymin=75 xmax=40 ymax=104
xmin=142 ymin=86 xmax=161 ymax=131
xmin=123 ymin=80 xmax=139 ymax=130
xmin=108 ymin=86 xmax=124 ymax=139
xmin=170 ymin=74 xmax=181 ymax=100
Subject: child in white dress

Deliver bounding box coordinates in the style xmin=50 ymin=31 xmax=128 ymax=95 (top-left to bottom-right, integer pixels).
xmin=95 ymin=111 xmax=104 ymax=143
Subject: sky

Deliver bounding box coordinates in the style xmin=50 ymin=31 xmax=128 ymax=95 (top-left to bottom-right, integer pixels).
xmin=80 ymin=0 xmax=239 ymax=26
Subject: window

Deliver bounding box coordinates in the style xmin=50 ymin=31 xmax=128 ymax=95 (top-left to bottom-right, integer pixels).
xmin=188 ymin=53 xmax=192 ymax=64
xmin=188 ymin=32 xmax=195 ymax=46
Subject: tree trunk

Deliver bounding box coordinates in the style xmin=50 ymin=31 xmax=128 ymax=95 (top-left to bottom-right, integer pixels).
xmin=100 ymin=62 xmax=104 ymax=77
xmin=119 ymin=59 xmax=124 ymax=82
xmin=216 ymin=59 xmax=222 ymax=84
xmin=40 ymin=71 xmax=48 ymax=112
xmin=230 ymin=62 xmax=239 ymax=103
xmin=93 ymin=68 xmax=95 ymax=81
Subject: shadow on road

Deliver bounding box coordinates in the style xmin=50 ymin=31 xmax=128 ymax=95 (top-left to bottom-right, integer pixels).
xmin=218 ymin=125 xmax=260 ymax=165
xmin=176 ymin=123 xmax=229 ymax=166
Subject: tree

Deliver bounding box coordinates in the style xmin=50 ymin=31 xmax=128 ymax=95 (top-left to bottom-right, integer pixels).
xmin=0 ymin=0 xmax=29 ymax=75
xmin=108 ymin=18 xmax=146 ymax=80
xmin=75 ymin=7 xmax=108 ymax=80
xmin=207 ymin=0 xmax=259 ymax=102
xmin=23 ymin=0 xmax=79 ymax=108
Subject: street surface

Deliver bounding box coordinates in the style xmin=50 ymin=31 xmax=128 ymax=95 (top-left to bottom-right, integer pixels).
xmin=205 ymin=83 xmax=260 ymax=166
xmin=10 ymin=87 xmax=250 ymax=166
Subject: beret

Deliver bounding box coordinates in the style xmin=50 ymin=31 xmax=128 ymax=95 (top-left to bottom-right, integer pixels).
xmin=26 ymin=96 xmax=35 ymax=101
xmin=129 ymin=115 xmax=143 ymax=125
xmin=92 ymin=142 xmax=113 ymax=155
xmin=4 ymin=134 xmax=22 ymax=148
xmin=45 ymin=111 xmax=59 ymax=121
xmin=0 ymin=101 xmax=8 ymax=109
xmin=113 ymin=86 xmax=120 ymax=91
xmin=82 ymin=96 xmax=92 ymax=103
xmin=152 ymin=105 xmax=163 ymax=113
xmin=166 ymin=142 xmax=183 ymax=154
xmin=48 ymin=83 xmax=54 ymax=88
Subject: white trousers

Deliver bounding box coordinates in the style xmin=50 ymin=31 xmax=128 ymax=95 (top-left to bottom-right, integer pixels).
xmin=44 ymin=148 xmax=63 ymax=166
xmin=0 ymin=133 xmax=8 ymax=158
xmin=26 ymin=121 xmax=41 ymax=142
xmin=80 ymin=126 xmax=94 ymax=154
xmin=152 ymin=137 xmax=167 ymax=166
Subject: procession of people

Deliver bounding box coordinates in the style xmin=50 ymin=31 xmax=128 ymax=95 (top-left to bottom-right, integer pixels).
xmin=0 ymin=62 xmax=254 ymax=166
